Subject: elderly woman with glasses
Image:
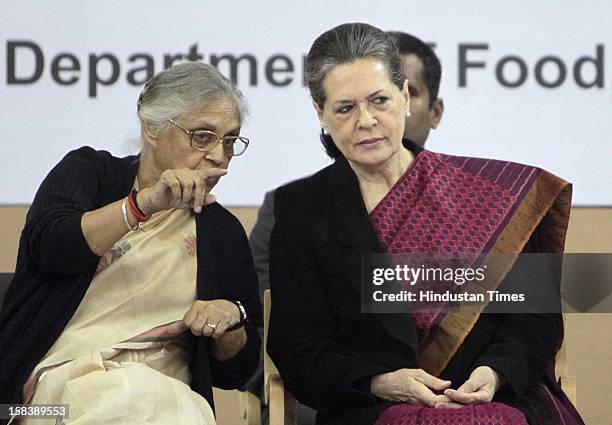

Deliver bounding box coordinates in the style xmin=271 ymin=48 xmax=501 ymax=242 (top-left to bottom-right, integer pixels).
xmin=0 ymin=62 xmax=261 ymax=424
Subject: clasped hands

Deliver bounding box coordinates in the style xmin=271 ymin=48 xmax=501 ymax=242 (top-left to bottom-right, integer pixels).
xmin=370 ymin=366 xmax=501 ymax=409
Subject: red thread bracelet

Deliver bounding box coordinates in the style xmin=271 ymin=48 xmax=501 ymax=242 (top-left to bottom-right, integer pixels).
xmin=127 ymin=189 xmax=151 ymax=222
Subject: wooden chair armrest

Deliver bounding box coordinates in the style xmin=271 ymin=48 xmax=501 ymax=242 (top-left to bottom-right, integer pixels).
xmin=239 ymin=390 xmax=262 ymax=425
xmin=268 ymin=374 xmax=297 ymax=425
xmin=265 ymin=290 xmax=298 ymax=425
xmin=264 ymin=289 xmax=277 ymax=405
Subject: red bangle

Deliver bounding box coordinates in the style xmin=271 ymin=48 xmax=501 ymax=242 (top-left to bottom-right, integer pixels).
xmin=127 ymin=189 xmax=151 ymax=222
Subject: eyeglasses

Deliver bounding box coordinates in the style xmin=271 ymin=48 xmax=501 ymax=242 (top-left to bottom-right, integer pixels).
xmin=168 ymin=119 xmax=249 ymax=156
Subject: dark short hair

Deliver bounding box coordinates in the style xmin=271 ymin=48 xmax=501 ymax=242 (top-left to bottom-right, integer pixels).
xmin=306 ymin=23 xmax=405 ymax=159
xmin=387 ymin=31 xmax=442 ymax=108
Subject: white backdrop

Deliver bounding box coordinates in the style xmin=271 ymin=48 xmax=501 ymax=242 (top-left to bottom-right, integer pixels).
xmin=1 ymin=0 xmax=610 ymax=206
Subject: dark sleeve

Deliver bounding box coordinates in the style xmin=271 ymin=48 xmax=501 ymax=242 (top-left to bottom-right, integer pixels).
xmin=267 ymin=193 xmax=390 ymax=415
xmin=473 ymin=313 xmax=562 ymax=397
xmin=21 ymin=147 xmax=102 ymax=276
xmin=473 ymin=221 xmax=563 ymax=398
xmin=209 ymin=215 xmax=263 ymax=389
xmin=249 ymin=190 xmax=276 ymax=303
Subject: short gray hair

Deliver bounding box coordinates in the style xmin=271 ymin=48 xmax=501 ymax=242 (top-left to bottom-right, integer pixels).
xmin=137 ymin=62 xmax=248 ymax=131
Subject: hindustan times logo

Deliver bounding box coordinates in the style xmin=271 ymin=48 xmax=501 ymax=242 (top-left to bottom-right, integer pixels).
xmin=3 ymin=40 xmax=607 ymax=97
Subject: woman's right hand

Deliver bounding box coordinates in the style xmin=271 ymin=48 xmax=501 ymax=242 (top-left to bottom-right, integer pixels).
xmin=370 ymin=368 xmax=453 ymax=407
xmin=138 ymin=167 xmax=228 ymax=214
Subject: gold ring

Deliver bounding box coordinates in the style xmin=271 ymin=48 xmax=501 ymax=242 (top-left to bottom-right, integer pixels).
xmin=205 ymin=323 xmax=217 ymax=330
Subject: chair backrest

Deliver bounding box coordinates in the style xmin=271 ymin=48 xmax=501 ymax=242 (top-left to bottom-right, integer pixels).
xmin=263 ymin=289 xmax=279 ymax=404
xmin=263 ymin=289 xmax=299 ymax=425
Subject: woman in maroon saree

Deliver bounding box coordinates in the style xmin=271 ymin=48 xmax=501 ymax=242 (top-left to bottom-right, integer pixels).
xmin=267 ymin=23 xmax=584 ymax=425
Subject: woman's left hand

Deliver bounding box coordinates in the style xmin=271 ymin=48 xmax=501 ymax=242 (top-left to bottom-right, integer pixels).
xmin=183 ymin=300 xmax=240 ymax=339
xmin=439 ymin=366 xmax=502 ymax=407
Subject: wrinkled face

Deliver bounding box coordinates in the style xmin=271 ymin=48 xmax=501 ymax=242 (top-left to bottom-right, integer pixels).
xmin=316 ymin=58 xmax=410 ymax=169
xmin=402 ymin=53 xmax=440 ymax=147
xmin=150 ymin=98 xmax=241 ymax=190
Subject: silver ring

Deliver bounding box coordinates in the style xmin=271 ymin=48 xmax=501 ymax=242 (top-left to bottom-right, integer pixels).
xmin=205 ymin=322 xmax=217 ymax=330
